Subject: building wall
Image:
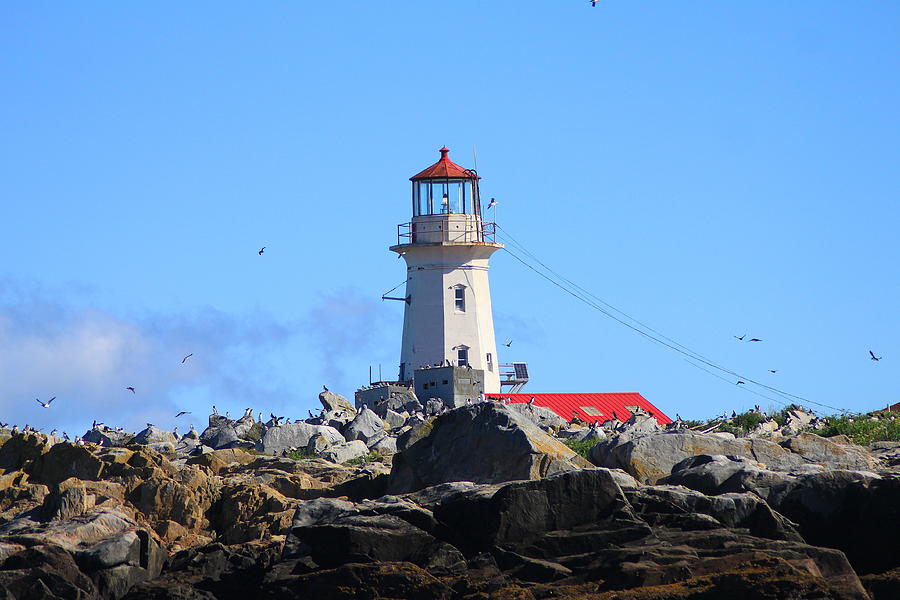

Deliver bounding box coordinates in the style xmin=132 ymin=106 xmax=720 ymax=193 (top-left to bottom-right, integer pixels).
xmin=397 ymin=243 xmax=501 ymax=392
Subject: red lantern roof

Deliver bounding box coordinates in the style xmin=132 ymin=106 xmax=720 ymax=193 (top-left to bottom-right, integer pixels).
xmin=410 ymin=147 xmax=480 ymax=181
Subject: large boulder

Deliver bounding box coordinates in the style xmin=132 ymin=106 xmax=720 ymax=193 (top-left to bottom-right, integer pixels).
xmin=342 ymin=407 xmax=385 ymax=443
xmin=29 ymin=443 xmax=105 ymax=486
xmin=589 ymin=430 xmax=809 ymax=484
xmin=506 ymin=403 xmax=568 ymax=431
xmin=388 ymin=403 xmax=589 ymax=493
xmin=133 ymin=426 xmax=177 ymax=446
xmin=255 ymin=422 xmax=344 ymax=456
xmin=319 ymin=391 xmax=357 ymax=417
xmin=318 ymin=441 xmax=369 ymax=464
xmin=779 ymin=433 xmax=876 ymax=470
xmin=82 ymin=428 xmax=133 ymax=447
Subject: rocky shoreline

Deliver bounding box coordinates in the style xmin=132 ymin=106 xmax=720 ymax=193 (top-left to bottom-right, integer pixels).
xmin=1 ymin=393 xmax=898 ymax=599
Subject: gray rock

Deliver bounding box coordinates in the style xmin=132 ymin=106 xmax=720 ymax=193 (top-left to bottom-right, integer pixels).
xmin=93 ymin=564 xmax=149 ymax=600
xmin=388 ymin=403 xmax=589 ymax=493
xmin=779 ymin=433 xmax=876 ymax=470
xmin=589 ymin=430 xmax=809 ymax=484
xmin=74 ymin=531 xmax=141 ymax=570
xmin=382 ymin=409 xmax=407 ymax=430
xmin=305 ymin=432 xmax=335 ymax=455
xmin=507 ymin=403 xmax=567 ymax=431
xmin=319 ymin=391 xmax=357 ymax=416
xmin=200 ymin=425 xmax=239 ymax=449
xmin=256 ymin=422 xmax=344 ymax=456
xmin=319 ymin=440 xmax=369 ymax=464
xmin=343 ymin=407 xmax=386 ymax=443
xmin=83 ymin=428 xmax=133 ymax=447
xmin=147 ymin=442 xmax=176 ymax=454
xmin=367 ymin=434 xmax=398 ymax=455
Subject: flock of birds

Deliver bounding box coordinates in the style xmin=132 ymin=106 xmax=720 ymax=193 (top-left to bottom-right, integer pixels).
xmin=728 ymin=333 xmax=883 ymax=386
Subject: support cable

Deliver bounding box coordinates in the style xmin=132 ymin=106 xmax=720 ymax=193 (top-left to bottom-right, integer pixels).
xmin=498 ymin=237 xmax=847 ymax=414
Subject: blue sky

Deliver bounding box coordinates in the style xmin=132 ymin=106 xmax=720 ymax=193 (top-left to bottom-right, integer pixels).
xmin=1 ymin=1 xmax=897 ymax=435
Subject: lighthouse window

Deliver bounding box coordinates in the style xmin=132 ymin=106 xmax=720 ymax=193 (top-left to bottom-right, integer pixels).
xmin=454 ymin=287 xmax=465 ymax=312
xmin=457 ymin=348 xmax=469 ymax=367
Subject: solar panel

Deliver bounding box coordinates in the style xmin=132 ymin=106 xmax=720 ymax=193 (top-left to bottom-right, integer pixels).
xmin=513 ymin=363 xmax=529 ymax=379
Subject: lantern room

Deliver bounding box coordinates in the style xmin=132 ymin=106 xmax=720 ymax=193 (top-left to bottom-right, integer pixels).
xmin=410 ymin=147 xmax=482 ymax=217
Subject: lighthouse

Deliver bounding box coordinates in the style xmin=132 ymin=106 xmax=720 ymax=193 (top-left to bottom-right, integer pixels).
xmin=389 ymin=148 xmax=503 ymax=393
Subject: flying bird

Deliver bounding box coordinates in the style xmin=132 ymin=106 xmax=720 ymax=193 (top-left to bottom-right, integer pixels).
xmin=258 ymin=247 xmax=265 ymax=255
xmin=734 ymin=334 xmax=746 ymax=341
xmin=768 ymin=370 xmax=778 ymax=374
xmin=869 ymin=350 xmax=882 ymax=362
xmin=736 ymin=380 xmax=746 ymax=385
xmin=175 ymin=411 xmax=190 ymax=418
xmin=181 ymin=353 xmax=193 ymax=364
xmin=504 ymin=340 xmax=513 ymax=347
xmin=35 ymin=397 xmax=56 ymax=408
xmin=487 ymin=198 xmax=498 ymax=209
xmin=125 ymin=387 xmax=135 ymax=394
xmin=748 ymin=338 xmax=763 ymax=342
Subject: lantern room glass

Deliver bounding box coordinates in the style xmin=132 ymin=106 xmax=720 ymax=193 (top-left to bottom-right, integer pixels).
xmin=413 ymin=179 xmax=477 ymax=216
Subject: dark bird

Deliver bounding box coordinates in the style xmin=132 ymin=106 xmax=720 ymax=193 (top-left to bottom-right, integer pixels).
xmin=125 ymin=387 xmax=135 ymax=394
xmin=528 ymin=396 xmax=535 ymax=405
xmin=749 ymin=338 xmax=763 ymax=342
xmin=181 ymin=353 xmax=193 ymax=364
xmin=504 ymin=340 xmax=512 ymax=347
xmin=869 ymin=350 xmax=882 ymax=362
xmin=323 ymin=385 xmax=329 ymax=392
xmin=258 ymin=247 xmax=265 ymax=255
xmin=736 ymin=380 xmax=746 ymax=385
xmin=487 ymin=198 xmax=498 ymax=209
xmin=175 ymin=411 xmax=190 ymax=418
xmin=612 ymin=411 xmax=618 ymax=421
xmin=591 ymin=0 xmax=599 ymax=6
xmin=734 ymin=334 xmax=746 ymax=341
xmin=731 ymin=410 xmax=737 ymax=418
xmin=36 ymin=396 xmax=56 ymax=408
xmin=676 ymin=413 xmax=682 ymax=421
xmin=768 ymin=370 xmax=778 ymax=373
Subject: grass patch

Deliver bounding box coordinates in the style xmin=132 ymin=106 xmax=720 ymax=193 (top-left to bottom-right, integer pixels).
xmin=817 ymin=416 xmax=900 ymax=445
xmin=345 ymin=451 xmax=380 ymax=466
xmin=286 ymin=449 xmax=314 ymax=460
xmin=564 ymin=438 xmax=596 ymax=459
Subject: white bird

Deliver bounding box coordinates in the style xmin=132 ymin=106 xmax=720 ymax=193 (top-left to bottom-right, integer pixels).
xmin=487 ymin=198 xmax=498 ymax=209
xmin=36 ymin=396 xmax=56 ymax=408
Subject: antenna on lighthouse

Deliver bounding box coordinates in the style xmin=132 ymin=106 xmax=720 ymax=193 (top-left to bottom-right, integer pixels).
xmin=473 ymin=145 xmax=478 ymax=173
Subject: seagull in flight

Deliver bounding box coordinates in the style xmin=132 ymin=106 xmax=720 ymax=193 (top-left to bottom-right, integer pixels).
xmin=181 ymin=353 xmax=193 ymax=364
xmin=504 ymin=340 xmax=513 ymax=347
xmin=125 ymin=387 xmax=135 ymax=394
xmin=768 ymin=370 xmax=778 ymax=374
xmin=736 ymin=380 xmax=746 ymax=385
xmin=175 ymin=411 xmax=191 ymax=418
xmin=36 ymin=397 xmax=56 ymax=408
xmin=869 ymin=350 xmax=882 ymax=362
xmin=487 ymin=198 xmax=498 ymax=209
xmin=748 ymin=338 xmax=763 ymax=342
xmin=258 ymin=247 xmax=266 ymax=255
xmin=734 ymin=334 xmax=746 ymax=341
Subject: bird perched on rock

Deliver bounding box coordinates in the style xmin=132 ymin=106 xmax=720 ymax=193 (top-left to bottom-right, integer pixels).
xmin=323 ymin=385 xmax=329 ymax=392
xmin=173 ymin=426 xmax=179 ymax=437
xmin=36 ymin=396 xmax=56 ymax=408
xmin=212 ymin=405 xmax=218 ymax=415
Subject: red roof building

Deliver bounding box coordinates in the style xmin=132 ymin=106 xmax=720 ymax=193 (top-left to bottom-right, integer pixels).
xmin=485 ymin=392 xmax=672 ymax=426
xmin=410 ymin=147 xmax=480 ymax=181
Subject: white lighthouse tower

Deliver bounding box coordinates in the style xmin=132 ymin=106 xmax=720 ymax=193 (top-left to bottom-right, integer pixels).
xmin=390 ymin=148 xmax=503 ymax=393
